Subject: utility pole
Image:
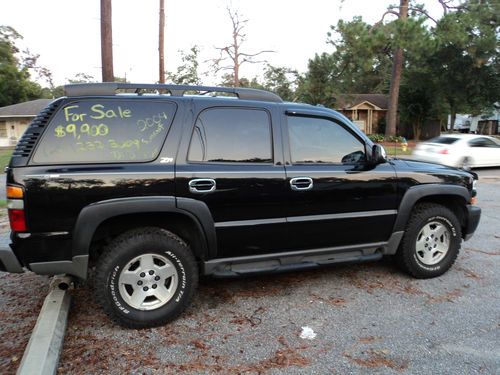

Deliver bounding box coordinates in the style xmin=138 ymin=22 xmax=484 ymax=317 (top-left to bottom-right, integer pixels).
xmin=159 ymin=0 xmax=165 ymax=83
xmin=385 ymin=0 xmax=408 ymax=137
xmin=100 ymin=0 xmax=114 ymax=82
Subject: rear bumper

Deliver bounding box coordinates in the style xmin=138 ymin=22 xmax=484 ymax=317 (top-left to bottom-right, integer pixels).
xmin=0 ymin=232 xmax=24 ymax=273
xmin=464 ymin=205 xmax=481 ymax=241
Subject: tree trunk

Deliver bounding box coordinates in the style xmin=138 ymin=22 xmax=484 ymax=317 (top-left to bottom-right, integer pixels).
xmin=412 ymin=120 xmax=421 ymax=141
xmin=100 ymin=0 xmax=114 ymax=82
xmin=159 ymin=0 xmax=165 ymax=84
xmin=449 ymin=110 xmax=456 ymax=133
xmin=385 ymin=0 xmax=408 ymax=137
xmin=233 ymin=32 xmax=239 ymax=87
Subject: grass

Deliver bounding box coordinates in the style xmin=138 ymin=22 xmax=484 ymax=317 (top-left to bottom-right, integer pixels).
xmin=0 ymin=149 xmax=13 ymax=173
xmin=384 ymin=145 xmax=413 ymax=156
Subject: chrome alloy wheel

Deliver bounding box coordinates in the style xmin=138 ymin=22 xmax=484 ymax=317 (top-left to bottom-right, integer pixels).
xmin=118 ymin=253 xmax=178 ymax=311
xmin=415 ymin=221 xmax=450 ymax=266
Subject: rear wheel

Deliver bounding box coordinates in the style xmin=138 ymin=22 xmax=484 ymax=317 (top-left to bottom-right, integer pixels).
xmin=95 ymin=227 xmax=198 ymax=328
xmin=395 ymin=203 xmax=462 ymax=279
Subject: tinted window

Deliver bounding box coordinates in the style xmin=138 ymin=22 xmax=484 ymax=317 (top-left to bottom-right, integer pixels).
xmin=429 ymin=136 xmax=459 ymax=144
xmin=33 ymin=100 xmax=176 ymax=164
xmin=288 ymin=116 xmax=365 ymax=164
xmin=468 ymin=137 xmax=499 ymax=147
xmin=188 ymin=108 xmax=272 ymax=163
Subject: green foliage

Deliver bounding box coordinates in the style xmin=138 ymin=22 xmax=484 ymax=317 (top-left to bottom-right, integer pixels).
xmin=296 ymin=0 xmax=499 ymax=138
xmin=262 ymin=64 xmax=298 ymax=102
xmin=367 ymin=133 xmax=405 ymax=143
xmin=167 ymin=46 xmax=202 ymax=85
xmin=431 ymin=0 xmax=500 ymax=126
xmin=68 ymin=73 xmax=97 ymax=84
xmin=0 ymin=148 xmax=13 ymax=173
xmin=296 ymin=53 xmax=337 ymax=106
xmin=0 ymin=26 xmax=44 ymax=106
xmin=387 ymin=135 xmax=405 ymax=143
xmin=368 ymin=133 xmax=385 ymax=143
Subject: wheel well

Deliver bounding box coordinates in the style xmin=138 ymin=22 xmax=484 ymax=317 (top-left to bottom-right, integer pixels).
xmin=415 ymin=194 xmax=468 ymax=234
xmin=88 ymin=212 xmax=208 ymax=265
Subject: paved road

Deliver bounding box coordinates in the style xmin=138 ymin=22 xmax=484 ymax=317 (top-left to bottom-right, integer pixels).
xmin=1 ymin=181 xmax=499 ymax=374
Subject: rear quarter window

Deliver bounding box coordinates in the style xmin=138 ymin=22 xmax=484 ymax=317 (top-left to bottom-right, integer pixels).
xmin=32 ymin=100 xmax=176 ymax=164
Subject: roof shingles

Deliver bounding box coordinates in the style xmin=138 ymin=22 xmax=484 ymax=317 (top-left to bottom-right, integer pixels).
xmin=0 ymin=99 xmax=52 ymax=117
xmin=335 ymin=94 xmax=388 ymax=110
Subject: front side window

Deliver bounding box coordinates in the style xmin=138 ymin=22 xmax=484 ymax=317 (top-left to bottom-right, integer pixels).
xmin=287 ymin=116 xmax=365 ymax=164
xmin=33 ymin=100 xmax=176 ymax=164
xmin=188 ymin=108 xmax=272 ymax=163
xmin=468 ymin=137 xmax=499 ymax=148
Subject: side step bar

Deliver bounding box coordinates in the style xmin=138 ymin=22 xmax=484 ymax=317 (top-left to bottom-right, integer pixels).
xmin=204 ymin=242 xmax=386 ymax=277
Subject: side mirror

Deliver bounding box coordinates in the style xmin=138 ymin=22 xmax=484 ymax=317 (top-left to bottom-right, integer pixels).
xmin=372 ymin=144 xmax=387 ymax=164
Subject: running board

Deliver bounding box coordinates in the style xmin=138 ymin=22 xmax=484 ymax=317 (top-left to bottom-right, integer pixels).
xmin=203 ymin=243 xmax=385 ymax=277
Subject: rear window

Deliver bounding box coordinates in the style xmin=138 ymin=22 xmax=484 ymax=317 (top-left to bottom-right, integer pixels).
xmin=32 ymin=100 xmax=176 ymax=164
xmin=428 ymin=136 xmax=459 ymax=145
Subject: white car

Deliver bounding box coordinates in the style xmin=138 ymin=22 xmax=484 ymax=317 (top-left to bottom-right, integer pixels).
xmin=412 ymin=134 xmax=500 ymax=169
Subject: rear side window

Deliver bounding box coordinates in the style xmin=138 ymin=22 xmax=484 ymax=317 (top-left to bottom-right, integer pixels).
xmin=32 ymin=100 xmax=176 ymax=164
xmin=188 ymin=107 xmax=272 ymax=163
xmin=429 ymin=136 xmax=459 ymax=145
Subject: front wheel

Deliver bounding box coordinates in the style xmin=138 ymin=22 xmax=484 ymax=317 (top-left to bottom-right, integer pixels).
xmin=95 ymin=227 xmax=198 ymax=328
xmin=395 ymin=203 xmax=462 ymax=279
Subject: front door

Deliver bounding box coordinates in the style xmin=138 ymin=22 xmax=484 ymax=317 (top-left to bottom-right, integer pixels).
xmin=282 ymin=112 xmax=398 ymax=251
xmin=175 ymin=104 xmax=288 ymax=258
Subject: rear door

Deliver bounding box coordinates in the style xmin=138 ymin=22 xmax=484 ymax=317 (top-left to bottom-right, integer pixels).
xmin=175 ymin=102 xmax=288 ymax=258
xmin=282 ymin=111 xmax=398 ymax=251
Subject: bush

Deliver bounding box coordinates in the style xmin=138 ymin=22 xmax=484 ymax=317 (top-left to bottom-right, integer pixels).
xmin=368 ymin=133 xmax=385 ymax=143
xmin=387 ymin=135 xmax=406 ymax=143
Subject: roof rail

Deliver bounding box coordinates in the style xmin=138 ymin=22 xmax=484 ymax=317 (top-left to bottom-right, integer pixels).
xmin=64 ymin=83 xmax=283 ymax=103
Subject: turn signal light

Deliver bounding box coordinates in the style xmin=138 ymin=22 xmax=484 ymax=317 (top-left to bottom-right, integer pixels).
xmin=470 ymin=197 xmax=477 ymax=205
xmin=438 ymin=149 xmax=449 ymax=155
xmin=7 ymin=186 xmax=24 ymax=199
xmin=8 ymin=209 xmax=27 ymax=232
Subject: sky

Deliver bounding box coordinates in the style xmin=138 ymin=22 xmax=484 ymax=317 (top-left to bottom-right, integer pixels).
xmin=1 ymin=0 xmax=444 ymax=87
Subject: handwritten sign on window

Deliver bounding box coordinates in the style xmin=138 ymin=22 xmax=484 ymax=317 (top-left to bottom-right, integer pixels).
xmin=33 ymin=100 xmax=176 ymax=164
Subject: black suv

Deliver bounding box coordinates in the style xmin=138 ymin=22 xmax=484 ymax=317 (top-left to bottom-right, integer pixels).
xmin=1 ymin=83 xmax=481 ymax=328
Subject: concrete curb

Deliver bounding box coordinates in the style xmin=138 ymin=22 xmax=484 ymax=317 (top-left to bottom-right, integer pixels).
xmin=16 ymin=275 xmax=73 ymax=375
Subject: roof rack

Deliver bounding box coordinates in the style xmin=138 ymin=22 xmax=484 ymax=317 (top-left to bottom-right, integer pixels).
xmin=64 ymin=83 xmax=283 ymax=103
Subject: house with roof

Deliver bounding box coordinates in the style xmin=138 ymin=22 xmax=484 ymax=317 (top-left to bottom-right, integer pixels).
xmin=0 ymin=99 xmax=52 ymax=146
xmin=334 ymin=94 xmax=388 ymax=135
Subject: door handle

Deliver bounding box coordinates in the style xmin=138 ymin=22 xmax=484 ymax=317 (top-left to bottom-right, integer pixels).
xmin=290 ymin=177 xmax=313 ymax=191
xmin=188 ymin=179 xmax=216 ymax=193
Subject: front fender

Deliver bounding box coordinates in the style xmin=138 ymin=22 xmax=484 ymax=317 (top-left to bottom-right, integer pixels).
xmin=392 ymin=184 xmax=470 ymax=233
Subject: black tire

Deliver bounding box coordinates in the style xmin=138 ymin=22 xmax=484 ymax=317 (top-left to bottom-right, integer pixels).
xmin=94 ymin=227 xmax=198 ymax=328
xmin=395 ymin=203 xmax=462 ymax=279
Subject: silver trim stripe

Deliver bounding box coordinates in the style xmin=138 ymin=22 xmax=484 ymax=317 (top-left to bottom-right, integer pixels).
xmin=215 ymin=209 xmax=397 ymax=228
xmin=25 ymin=172 xmax=174 ymax=178
xmin=287 ymin=209 xmax=397 ymax=223
xmin=215 ymin=218 xmax=287 ymax=228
